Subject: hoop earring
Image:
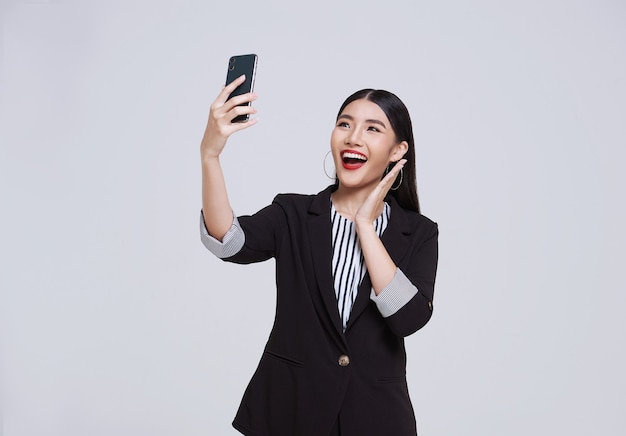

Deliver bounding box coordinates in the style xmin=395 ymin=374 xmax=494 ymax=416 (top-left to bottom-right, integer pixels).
xmin=323 ymin=151 xmax=336 ymax=180
xmin=390 ymin=168 xmax=403 ymax=191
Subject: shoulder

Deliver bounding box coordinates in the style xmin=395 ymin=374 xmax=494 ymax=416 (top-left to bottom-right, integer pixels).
xmin=273 ymin=192 xmax=317 ymax=205
xmin=272 ymin=185 xmax=334 ymax=213
xmin=414 ymin=211 xmax=437 ymax=230
xmin=388 ymin=197 xmax=438 ymax=235
xmin=404 ymin=209 xmax=439 ymax=240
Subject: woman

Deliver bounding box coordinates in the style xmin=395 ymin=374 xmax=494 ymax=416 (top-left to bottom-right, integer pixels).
xmin=200 ymin=75 xmax=439 ymax=435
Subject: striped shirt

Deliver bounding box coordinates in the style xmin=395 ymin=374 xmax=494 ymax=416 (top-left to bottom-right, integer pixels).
xmin=331 ymin=202 xmax=391 ymax=331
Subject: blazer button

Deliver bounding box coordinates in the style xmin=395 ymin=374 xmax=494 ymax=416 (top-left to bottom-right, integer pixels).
xmin=338 ymin=354 xmax=350 ymax=367
xmin=428 ymin=301 xmax=433 ymax=311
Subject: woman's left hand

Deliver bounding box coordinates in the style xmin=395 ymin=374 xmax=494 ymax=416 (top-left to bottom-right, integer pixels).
xmin=355 ymin=159 xmax=407 ymax=227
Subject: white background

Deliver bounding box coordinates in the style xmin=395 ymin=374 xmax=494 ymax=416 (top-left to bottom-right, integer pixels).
xmin=2 ymin=0 xmax=625 ymax=435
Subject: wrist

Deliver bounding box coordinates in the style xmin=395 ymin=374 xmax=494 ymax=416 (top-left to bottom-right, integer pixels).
xmin=200 ymin=134 xmax=227 ymax=159
xmin=355 ymin=218 xmax=376 ymax=235
xmin=201 ymin=153 xmax=221 ymax=167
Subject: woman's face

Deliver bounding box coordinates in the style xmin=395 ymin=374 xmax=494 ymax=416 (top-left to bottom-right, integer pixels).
xmin=330 ymin=99 xmax=408 ymax=191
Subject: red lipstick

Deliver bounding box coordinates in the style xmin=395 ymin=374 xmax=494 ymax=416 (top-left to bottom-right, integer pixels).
xmin=341 ymin=150 xmax=368 ymax=170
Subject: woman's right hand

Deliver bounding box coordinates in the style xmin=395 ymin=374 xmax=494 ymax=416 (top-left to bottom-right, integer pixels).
xmin=200 ymin=74 xmax=258 ymax=159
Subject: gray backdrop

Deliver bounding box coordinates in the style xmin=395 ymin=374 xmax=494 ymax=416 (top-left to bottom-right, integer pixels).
xmin=2 ymin=0 xmax=625 ymax=435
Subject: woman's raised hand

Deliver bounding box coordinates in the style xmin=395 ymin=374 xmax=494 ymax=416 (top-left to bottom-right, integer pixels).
xmin=200 ymin=74 xmax=258 ymax=159
xmin=200 ymin=75 xmax=257 ymax=239
xmin=355 ymin=159 xmax=407 ymax=226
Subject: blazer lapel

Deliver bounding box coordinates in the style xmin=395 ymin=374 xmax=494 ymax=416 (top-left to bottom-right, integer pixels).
xmin=307 ymin=186 xmax=347 ymax=342
xmin=346 ymin=196 xmax=414 ymax=332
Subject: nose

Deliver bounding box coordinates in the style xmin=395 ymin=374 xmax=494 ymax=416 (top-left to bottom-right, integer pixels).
xmin=345 ymin=128 xmax=363 ymax=146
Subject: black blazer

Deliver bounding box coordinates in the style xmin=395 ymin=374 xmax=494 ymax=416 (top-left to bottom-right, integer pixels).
xmin=221 ymin=185 xmax=438 ymax=436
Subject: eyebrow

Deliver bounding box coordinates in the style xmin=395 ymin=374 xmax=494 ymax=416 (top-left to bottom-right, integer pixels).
xmin=337 ymin=114 xmax=387 ymax=129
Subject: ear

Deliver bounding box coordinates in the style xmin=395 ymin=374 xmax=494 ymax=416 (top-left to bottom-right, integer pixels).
xmin=390 ymin=140 xmax=409 ymax=162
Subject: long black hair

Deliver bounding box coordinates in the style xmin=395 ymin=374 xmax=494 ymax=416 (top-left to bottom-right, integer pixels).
xmin=335 ymin=89 xmax=420 ymax=213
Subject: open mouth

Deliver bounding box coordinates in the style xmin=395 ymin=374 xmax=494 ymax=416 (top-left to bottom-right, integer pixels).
xmin=341 ymin=151 xmax=368 ymax=170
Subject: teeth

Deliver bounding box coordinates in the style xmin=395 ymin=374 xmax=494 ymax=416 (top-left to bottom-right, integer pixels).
xmin=342 ymin=152 xmax=367 ymax=161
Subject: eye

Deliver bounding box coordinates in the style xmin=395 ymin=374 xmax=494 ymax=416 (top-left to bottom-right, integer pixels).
xmin=337 ymin=121 xmax=350 ymax=128
xmin=367 ymin=126 xmax=380 ymax=132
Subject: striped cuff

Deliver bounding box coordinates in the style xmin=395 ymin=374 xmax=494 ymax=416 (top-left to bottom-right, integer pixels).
xmin=199 ymin=211 xmax=245 ymax=258
xmin=370 ymin=269 xmax=418 ymax=318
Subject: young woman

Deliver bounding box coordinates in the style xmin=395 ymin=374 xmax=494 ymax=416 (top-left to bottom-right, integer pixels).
xmin=200 ymin=75 xmax=439 ymax=436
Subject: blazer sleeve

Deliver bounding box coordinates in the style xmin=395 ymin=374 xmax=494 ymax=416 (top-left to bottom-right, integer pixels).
xmin=221 ymin=196 xmax=288 ymax=265
xmin=382 ymin=221 xmax=439 ymax=337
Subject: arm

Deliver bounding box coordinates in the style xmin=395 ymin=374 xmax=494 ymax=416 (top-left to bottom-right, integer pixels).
xmin=201 ymin=74 xmax=258 ymax=240
xmin=376 ymin=224 xmax=438 ymax=337
xmin=355 ymin=160 xmax=406 ymax=294
xmin=355 ymin=160 xmax=438 ymax=337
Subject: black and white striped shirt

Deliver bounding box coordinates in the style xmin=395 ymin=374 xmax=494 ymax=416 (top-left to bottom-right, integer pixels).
xmin=331 ymin=202 xmax=391 ymax=331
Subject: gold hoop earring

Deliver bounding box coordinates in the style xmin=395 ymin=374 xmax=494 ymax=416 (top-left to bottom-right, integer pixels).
xmin=390 ymin=168 xmax=403 ymax=191
xmin=384 ymin=164 xmax=404 ymax=191
xmin=323 ymin=151 xmax=335 ymax=180
xmin=383 ymin=167 xmax=404 ymax=191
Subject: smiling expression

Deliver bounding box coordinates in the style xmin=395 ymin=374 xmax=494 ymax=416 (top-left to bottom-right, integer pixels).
xmin=330 ymin=99 xmax=408 ymax=190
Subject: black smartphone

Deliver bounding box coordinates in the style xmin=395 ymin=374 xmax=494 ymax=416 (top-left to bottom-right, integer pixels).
xmin=225 ymin=54 xmax=258 ymax=123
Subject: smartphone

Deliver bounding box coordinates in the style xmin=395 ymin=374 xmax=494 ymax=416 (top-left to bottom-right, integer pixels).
xmin=225 ymin=54 xmax=258 ymax=123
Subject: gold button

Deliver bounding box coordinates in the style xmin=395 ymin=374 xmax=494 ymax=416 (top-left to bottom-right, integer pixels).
xmin=338 ymin=354 xmax=350 ymax=367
